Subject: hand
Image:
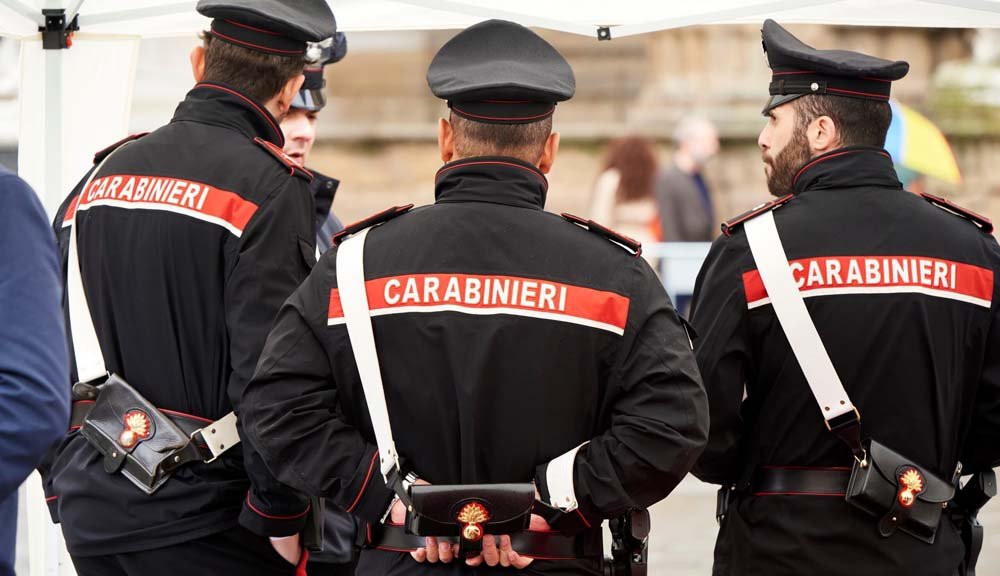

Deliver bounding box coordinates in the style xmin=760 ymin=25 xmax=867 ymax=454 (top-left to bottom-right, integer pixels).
xmin=463 ymin=513 xmax=551 ymax=569
xmin=269 ymin=534 xmax=301 ymax=566
xmin=389 ymin=479 xmax=461 ymax=564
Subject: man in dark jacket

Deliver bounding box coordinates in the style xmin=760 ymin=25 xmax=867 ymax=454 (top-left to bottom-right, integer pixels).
xmin=281 ymin=32 xmax=359 ymax=576
xmin=243 ymin=19 xmax=709 ymax=576
xmin=690 ymin=19 xmax=1000 ymax=576
xmin=0 ymin=168 xmax=70 ymax=576
xmin=44 ymin=2 xmax=335 ymax=574
xmin=282 ymin=33 xmax=348 ymax=254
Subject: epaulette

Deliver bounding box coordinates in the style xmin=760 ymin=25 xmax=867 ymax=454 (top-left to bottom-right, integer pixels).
xmin=93 ymin=133 xmax=148 ymax=164
xmin=254 ymin=137 xmax=314 ymax=182
xmin=920 ymin=192 xmax=993 ymax=233
xmin=561 ymin=213 xmax=642 ymax=257
xmin=721 ymin=194 xmax=794 ymax=236
xmin=332 ymin=205 xmax=415 ymax=246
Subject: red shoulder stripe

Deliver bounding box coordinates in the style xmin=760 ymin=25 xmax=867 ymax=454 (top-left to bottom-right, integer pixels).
xmin=93 ymin=133 xmax=148 ymax=164
xmin=561 ymin=213 xmax=642 ymax=257
xmin=920 ymin=192 xmax=993 ymax=233
xmin=253 ymin=137 xmax=314 ymax=182
xmin=332 ymin=204 xmax=415 ymax=246
xmin=721 ymin=194 xmax=794 ymax=236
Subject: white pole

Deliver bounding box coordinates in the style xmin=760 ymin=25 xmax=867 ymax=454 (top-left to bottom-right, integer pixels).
xmin=43 ymin=45 xmax=63 ymax=215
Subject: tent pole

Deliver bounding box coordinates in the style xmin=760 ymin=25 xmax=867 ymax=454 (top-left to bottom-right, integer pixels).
xmin=390 ymin=0 xmax=595 ymax=37
xmin=609 ymin=0 xmax=835 ymax=38
xmin=43 ymin=40 xmax=63 ymax=211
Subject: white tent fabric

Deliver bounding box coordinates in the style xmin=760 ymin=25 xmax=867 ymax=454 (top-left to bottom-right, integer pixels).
xmin=4 ymin=0 xmax=1000 ymax=212
xmin=4 ymin=0 xmax=1000 ymax=574
xmin=6 ymin=0 xmax=1000 ymax=39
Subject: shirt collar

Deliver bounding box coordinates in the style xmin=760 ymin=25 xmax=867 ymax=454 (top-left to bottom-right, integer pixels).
xmin=172 ymin=82 xmax=285 ymax=147
xmin=434 ymin=156 xmax=548 ymax=210
xmin=792 ymin=146 xmax=901 ymax=195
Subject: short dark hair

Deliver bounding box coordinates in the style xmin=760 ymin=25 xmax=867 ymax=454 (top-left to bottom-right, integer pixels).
xmin=793 ymin=95 xmax=892 ymax=148
xmin=450 ymin=113 xmax=553 ymax=163
xmin=201 ymin=33 xmax=307 ymax=104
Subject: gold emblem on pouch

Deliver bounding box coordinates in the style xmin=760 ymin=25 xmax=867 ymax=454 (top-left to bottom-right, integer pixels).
xmin=457 ymin=502 xmax=490 ymax=542
xmin=119 ymin=410 xmax=151 ymax=448
xmin=898 ymin=468 xmax=925 ymax=508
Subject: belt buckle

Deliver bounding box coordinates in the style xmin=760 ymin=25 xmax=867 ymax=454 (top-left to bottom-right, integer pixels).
xmin=189 ymin=411 xmax=239 ymax=464
xmin=189 ymin=428 xmax=218 ymax=463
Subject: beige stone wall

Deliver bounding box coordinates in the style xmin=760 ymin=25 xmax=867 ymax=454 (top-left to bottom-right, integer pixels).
xmin=313 ymin=24 xmax=997 ymax=230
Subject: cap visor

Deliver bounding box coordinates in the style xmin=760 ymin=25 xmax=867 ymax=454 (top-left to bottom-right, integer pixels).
xmin=292 ymin=89 xmax=327 ymax=112
xmin=762 ymin=93 xmax=803 ymax=115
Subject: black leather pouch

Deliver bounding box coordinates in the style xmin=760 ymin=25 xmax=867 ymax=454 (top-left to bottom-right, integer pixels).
xmin=845 ymin=439 xmax=954 ymax=543
xmin=407 ymin=483 xmax=534 ymax=557
xmin=80 ymin=374 xmax=192 ymax=495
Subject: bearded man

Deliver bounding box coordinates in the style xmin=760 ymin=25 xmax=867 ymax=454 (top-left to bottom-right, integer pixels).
xmin=690 ymin=19 xmax=1000 ymax=576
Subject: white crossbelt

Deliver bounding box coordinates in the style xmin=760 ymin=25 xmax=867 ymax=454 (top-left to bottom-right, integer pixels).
xmin=337 ymin=226 xmax=587 ymax=511
xmin=68 ymin=146 xmax=239 ymax=460
xmin=744 ymin=210 xmax=857 ymax=423
xmin=336 ymin=227 xmax=402 ymax=481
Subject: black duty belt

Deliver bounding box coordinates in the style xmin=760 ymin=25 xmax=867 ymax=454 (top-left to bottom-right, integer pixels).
xmin=368 ymin=523 xmax=603 ymax=561
xmin=750 ymin=466 xmax=852 ymax=497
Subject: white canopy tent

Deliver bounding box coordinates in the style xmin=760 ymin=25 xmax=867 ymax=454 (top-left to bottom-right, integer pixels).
xmin=3 ymin=0 xmax=1000 ymax=574
xmin=3 ymin=0 xmax=1000 ymax=214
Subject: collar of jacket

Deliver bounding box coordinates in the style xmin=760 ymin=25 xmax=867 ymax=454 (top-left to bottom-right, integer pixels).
xmin=434 ymin=156 xmax=549 ymax=210
xmin=172 ymin=82 xmax=285 ymax=147
xmin=792 ymin=145 xmax=901 ymax=195
xmin=310 ymin=169 xmax=340 ymax=219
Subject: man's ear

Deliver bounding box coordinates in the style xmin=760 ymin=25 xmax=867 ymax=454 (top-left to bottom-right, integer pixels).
xmin=275 ymin=74 xmax=305 ymax=117
xmin=190 ymin=45 xmax=206 ymax=83
xmin=808 ymin=115 xmax=840 ymax=155
xmin=537 ymin=132 xmax=560 ymax=174
xmin=438 ymin=117 xmax=456 ymax=163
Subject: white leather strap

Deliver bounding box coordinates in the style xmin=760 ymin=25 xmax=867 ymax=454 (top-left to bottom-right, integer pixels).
xmin=68 ymin=155 xmax=115 ymax=383
xmin=68 ymin=147 xmax=239 ymax=458
xmin=744 ymin=211 xmax=857 ymax=422
xmin=337 ymin=227 xmax=400 ymax=481
xmin=545 ymin=441 xmax=589 ymax=511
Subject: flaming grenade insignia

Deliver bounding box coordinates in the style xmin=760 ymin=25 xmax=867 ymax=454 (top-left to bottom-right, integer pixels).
xmin=119 ymin=410 xmax=151 ymax=449
xmin=457 ymin=502 xmax=490 ymax=542
xmin=897 ymin=468 xmax=925 ymax=508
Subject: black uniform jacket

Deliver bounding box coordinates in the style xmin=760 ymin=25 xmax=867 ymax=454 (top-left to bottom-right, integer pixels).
xmin=44 ymin=82 xmax=315 ymax=556
xmin=690 ymin=146 xmax=1000 ymax=576
xmin=312 ymin=169 xmax=344 ymax=254
xmin=244 ymin=156 xmax=709 ymax=575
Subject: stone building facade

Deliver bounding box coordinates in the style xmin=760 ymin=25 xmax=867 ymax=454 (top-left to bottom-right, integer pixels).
xmin=307 ymin=24 xmax=993 ymax=230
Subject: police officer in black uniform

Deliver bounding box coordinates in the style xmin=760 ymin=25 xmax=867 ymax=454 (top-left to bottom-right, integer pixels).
xmin=690 ymin=19 xmax=1000 ymax=576
xmin=283 ymin=33 xmax=349 ymax=254
xmin=43 ymin=1 xmax=335 ymax=574
xmin=242 ymin=19 xmax=709 ymax=576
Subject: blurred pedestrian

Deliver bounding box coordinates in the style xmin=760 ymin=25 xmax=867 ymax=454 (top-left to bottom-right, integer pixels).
xmin=656 ymin=116 xmax=719 ymax=242
xmin=0 ymin=168 xmax=70 ymax=576
xmin=589 ymin=136 xmax=660 ymax=247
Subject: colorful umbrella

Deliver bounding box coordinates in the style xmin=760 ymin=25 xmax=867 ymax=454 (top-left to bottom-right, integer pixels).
xmin=885 ymin=100 xmax=962 ymax=184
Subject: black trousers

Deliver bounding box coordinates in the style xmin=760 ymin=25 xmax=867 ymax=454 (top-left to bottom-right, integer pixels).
xmin=71 ymin=527 xmax=299 ymax=576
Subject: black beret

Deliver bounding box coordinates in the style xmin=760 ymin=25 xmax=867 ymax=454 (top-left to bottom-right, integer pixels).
xmin=427 ymin=19 xmax=575 ymax=124
xmin=761 ymin=19 xmax=909 ymax=114
xmin=198 ymin=0 xmax=336 ymax=56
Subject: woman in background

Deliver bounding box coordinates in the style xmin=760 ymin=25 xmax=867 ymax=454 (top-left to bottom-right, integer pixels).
xmin=589 ymin=136 xmax=660 ymax=249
